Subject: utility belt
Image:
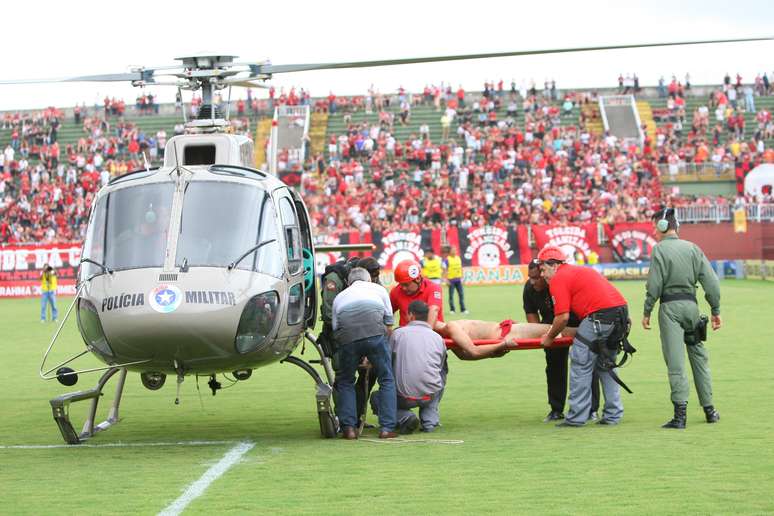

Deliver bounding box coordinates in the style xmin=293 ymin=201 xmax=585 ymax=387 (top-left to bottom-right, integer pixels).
xmin=660 ymin=292 xmax=697 ymax=304
xmin=576 ymin=305 xmax=636 ymax=394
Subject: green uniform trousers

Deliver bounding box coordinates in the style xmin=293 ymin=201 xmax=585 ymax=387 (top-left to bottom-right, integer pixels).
xmin=658 ymin=300 xmax=713 ymax=406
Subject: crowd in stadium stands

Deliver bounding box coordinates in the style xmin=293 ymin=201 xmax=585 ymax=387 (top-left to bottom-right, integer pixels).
xmin=301 ymin=91 xmax=659 ymax=236
xmin=300 ymin=78 xmax=774 ymax=237
xmin=2 ymin=73 xmax=774 ymax=244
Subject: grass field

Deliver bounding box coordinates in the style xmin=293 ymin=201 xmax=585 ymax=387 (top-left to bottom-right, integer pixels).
xmin=1 ymin=280 xmax=773 ymax=515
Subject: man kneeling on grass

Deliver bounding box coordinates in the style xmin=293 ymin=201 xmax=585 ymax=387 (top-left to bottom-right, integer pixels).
xmin=372 ymin=301 xmax=510 ymax=434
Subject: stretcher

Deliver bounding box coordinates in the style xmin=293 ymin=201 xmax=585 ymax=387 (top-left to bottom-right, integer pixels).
xmin=444 ymin=336 xmax=573 ymax=350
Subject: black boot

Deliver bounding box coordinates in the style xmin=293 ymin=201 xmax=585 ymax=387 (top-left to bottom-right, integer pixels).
xmin=703 ymin=405 xmax=720 ymax=423
xmin=662 ymin=401 xmax=687 ymax=429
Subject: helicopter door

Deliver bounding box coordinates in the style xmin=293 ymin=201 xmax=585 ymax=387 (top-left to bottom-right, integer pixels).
xmin=290 ymin=190 xmax=317 ymax=329
xmin=277 ymin=195 xmax=304 ymax=327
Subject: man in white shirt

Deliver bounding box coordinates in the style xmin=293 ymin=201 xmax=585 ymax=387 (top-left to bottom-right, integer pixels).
xmin=332 ymin=267 xmax=398 ymax=439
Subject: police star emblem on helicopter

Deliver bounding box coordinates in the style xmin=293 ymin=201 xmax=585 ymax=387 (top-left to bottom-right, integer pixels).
xmin=149 ymin=284 xmax=182 ymax=313
xmin=12 ymin=36 xmax=767 ymax=444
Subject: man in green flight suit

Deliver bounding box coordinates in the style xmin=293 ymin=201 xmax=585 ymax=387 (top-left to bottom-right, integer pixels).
xmin=642 ymin=208 xmax=722 ymax=429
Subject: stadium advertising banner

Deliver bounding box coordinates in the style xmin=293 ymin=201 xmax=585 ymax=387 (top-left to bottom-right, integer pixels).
xmin=378 ymin=265 xmax=529 ymax=287
xmin=589 ymin=262 xmax=650 ymax=280
xmin=743 ymin=260 xmax=774 ymax=280
xmin=603 ymin=223 xmax=658 ymax=263
xmin=0 ymin=243 xmax=81 ymax=297
xmin=532 ymin=224 xmax=601 ymax=263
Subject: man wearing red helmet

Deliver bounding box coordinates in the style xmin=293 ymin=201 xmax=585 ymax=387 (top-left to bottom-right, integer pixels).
xmin=390 ymin=259 xmax=444 ymax=328
xmin=538 ymin=245 xmax=631 ymax=427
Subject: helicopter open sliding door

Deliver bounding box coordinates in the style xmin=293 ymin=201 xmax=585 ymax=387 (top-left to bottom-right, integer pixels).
xmin=290 ymin=190 xmax=317 ymax=329
xmin=277 ymin=193 xmax=305 ymax=328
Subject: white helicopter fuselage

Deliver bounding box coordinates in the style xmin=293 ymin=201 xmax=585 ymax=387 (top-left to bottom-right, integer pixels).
xmin=76 ymin=132 xmax=315 ymax=375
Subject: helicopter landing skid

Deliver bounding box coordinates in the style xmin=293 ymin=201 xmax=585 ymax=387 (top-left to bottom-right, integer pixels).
xmin=50 ymin=367 xmax=127 ymax=445
xmin=282 ymin=337 xmax=338 ymax=439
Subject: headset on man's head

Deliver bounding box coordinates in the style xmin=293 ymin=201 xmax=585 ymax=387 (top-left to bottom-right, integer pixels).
xmin=657 ymin=207 xmax=680 ymax=233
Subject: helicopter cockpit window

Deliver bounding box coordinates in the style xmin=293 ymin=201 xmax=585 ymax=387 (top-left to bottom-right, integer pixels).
xmin=278 ymin=197 xmax=302 ymax=275
xmin=175 ymin=182 xmax=283 ymax=277
xmin=96 ymin=183 xmax=175 ymax=271
xmin=184 ymin=145 xmax=216 ymax=165
xmin=81 ymin=194 xmax=108 ymax=278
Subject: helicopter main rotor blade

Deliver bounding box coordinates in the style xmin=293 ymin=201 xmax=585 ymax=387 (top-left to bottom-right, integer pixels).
xmin=258 ymin=36 xmax=772 ymax=75
xmin=0 ymin=72 xmax=144 ymax=85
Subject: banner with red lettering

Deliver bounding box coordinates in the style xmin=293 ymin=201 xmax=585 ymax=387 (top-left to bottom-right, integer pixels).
xmin=0 ymin=243 xmax=82 ymax=297
xmin=603 ymin=223 xmax=658 ymax=262
xmin=532 ymin=224 xmax=601 ymax=263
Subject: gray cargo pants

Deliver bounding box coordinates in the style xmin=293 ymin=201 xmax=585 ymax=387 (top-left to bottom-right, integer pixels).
xmin=565 ymin=317 xmax=624 ymax=425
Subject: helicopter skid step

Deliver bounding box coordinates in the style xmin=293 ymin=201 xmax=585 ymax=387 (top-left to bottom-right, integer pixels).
xmin=50 ymin=367 xmax=127 ymax=445
xmin=282 ymin=345 xmax=339 ymax=438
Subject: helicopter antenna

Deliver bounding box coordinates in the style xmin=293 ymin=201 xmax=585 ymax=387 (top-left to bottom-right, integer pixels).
xmin=172 ymin=139 xmax=181 ymax=176
xmin=178 ymin=86 xmax=187 ymax=124
xmin=142 ymin=151 xmax=151 ymax=172
xmin=225 ymin=85 xmax=232 ymax=121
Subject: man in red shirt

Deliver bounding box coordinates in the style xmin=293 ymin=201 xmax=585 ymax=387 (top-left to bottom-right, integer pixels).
xmin=389 ymin=260 xmax=444 ymax=328
xmin=538 ymin=246 xmax=630 ymax=427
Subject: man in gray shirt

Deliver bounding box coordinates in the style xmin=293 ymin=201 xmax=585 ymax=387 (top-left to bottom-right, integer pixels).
xmin=332 ymin=267 xmax=398 ymax=439
xmin=373 ymin=300 xmax=447 ymax=433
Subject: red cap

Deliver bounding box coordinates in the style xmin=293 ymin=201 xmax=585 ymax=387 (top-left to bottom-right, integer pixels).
xmin=394 ymin=260 xmax=422 ymax=283
xmin=537 ymin=246 xmax=567 ymax=263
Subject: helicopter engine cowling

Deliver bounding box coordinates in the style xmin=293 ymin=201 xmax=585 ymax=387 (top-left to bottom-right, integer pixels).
xmin=77 ymin=268 xmax=301 ymax=375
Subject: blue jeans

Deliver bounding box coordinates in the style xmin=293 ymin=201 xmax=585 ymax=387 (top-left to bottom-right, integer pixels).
xmin=447 ymin=279 xmax=466 ymax=311
xmin=334 ymin=334 xmax=396 ymax=432
xmin=41 ymin=291 xmax=58 ymax=321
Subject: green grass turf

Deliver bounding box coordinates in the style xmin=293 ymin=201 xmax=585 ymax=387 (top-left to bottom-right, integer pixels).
xmin=1 ymin=280 xmax=773 ymax=515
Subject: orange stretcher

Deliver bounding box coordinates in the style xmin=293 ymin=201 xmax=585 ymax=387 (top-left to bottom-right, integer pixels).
xmin=444 ymin=336 xmax=573 ymax=350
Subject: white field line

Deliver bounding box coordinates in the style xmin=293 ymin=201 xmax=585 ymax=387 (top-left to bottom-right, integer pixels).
xmin=359 ymin=438 xmax=464 ymax=445
xmin=0 ymin=440 xmax=238 ymax=450
xmin=157 ymin=441 xmax=255 ymax=516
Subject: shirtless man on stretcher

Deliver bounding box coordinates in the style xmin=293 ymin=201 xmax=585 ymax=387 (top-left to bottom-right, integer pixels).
xmin=434 ymin=319 xmax=577 ymax=360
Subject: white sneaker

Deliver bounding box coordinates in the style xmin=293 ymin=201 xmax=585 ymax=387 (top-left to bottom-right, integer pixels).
xmin=463 ymin=310 xmax=469 ymax=314
xmin=449 ymin=309 xmax=456 ymax=314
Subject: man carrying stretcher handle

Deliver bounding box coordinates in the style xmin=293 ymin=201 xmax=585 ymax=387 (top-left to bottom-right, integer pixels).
xmin=537 ymin=246 xmax=631 ymax=427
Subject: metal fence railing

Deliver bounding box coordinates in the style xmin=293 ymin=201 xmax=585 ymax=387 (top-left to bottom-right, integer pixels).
xmin=674 ymin=204 xmax=774 ymax=223
xmin=745 ymin=203 xmax=774 ymax=222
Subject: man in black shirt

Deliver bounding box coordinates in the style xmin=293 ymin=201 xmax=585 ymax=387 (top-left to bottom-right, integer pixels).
xmin=523 ymin=259 xmax=600 ymax=422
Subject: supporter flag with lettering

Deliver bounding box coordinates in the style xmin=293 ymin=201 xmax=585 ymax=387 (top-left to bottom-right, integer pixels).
xmin=532 ymin=224 xmax=601 ymax=264
xmin=372 ymin=230 xmax=424 ymax=270
xmin=458 ymin=225 xmax=530 ymax=266
xmin=603 ymin=223 xmax=658 ymax=263
xmin=0 ymin=243 xmax=82 ymax=298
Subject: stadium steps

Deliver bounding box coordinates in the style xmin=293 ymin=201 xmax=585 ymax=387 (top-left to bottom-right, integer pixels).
xmin=308 ymin=112 xmax=329 ymax=156
xmin=253 ymin=118 xmax=272 ymax=169
xmin=582 ymin=103 xmax=603 ymax=135
xmin=636 ymin=101 xmax=657 ymax=141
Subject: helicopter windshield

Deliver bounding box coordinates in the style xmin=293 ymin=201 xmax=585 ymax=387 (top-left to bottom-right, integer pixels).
xmin=83 ymin=182 xmax=175 ymax=275
xmin=175 ymin=181 xmax=283 ymax=276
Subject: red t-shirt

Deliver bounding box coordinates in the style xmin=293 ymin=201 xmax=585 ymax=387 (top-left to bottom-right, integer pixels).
xmin=389 ymin=278 xmax=444 ymax=327
xmin=548 ymin=264 xmax=627 ymax=319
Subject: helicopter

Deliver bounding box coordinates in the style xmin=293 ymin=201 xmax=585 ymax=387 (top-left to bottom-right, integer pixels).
xmin=4 ymin=38 xmax=768 ymax=444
